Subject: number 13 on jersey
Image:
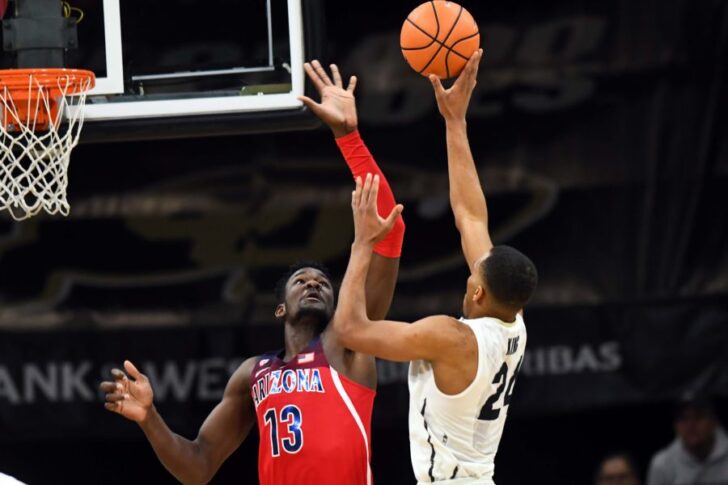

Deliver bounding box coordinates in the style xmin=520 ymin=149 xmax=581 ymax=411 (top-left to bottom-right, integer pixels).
xmin=264 ymin=405 xmax=304 ymax=456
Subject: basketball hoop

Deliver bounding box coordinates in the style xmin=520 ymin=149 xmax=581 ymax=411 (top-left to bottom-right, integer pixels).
xmin=0 ymin=68 xmax=95 ymax=220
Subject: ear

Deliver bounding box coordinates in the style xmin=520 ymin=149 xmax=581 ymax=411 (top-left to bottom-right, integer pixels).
xmin=275 ymin=303 xmax=286 ymax=319
xmin=472 ymin=285 xmax=486 ymax=303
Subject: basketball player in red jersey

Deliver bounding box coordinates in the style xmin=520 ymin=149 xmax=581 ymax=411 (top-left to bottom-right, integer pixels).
xmin=99 ymin=61 xmax=405 ymax=485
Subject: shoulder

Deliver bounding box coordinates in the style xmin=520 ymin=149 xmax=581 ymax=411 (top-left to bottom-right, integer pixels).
xmin=418 ymin=315 xmax=477 ymax=360
xmin=225 ymin=356 xmax=261 ymax=395
xmin=413 ymin=315 xmax=471 ymax=340
xmin=420 ymin=314 xmax=466 ymax=328
xmin=648 ymin=440 xmax=678 ymax=473
xmin=449 ymin=317 xmax=478 ymax=340
xmin=438 ymin=315 xmax=476 ymax=341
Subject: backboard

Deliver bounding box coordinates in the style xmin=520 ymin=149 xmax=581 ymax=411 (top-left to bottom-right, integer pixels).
xmin=1 ymin=0 xmax=324 ymax=141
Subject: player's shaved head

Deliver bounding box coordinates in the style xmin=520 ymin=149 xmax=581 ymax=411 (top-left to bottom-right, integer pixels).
xmin=275 ymin=260 xmax=333 ymax=304
xmin=479 ymin=246 xmax=538 ymax=311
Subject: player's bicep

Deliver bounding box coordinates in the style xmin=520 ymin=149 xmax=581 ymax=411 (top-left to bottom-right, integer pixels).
xmin=338 ymin=315 xmax=457 ymax=362
xmin=457 ymin=216 xmax=492 ymax=269
xmin=196 ymin=358 xmax=257 ymax=473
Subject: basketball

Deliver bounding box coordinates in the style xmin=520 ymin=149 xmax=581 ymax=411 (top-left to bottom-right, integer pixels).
xmin=401 ymin=1 xmax=480 ymax=79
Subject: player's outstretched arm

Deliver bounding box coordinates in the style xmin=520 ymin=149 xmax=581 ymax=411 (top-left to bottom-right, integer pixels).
xmin=430 ymin=49 xmax=491 ymax=270
xmin=100 ymin=358 xmax=257 ymax=484
xmin=301 ymin=60 xmax=405 ymax=321
xmin=333 ymin=174 xmax=465 ymax=362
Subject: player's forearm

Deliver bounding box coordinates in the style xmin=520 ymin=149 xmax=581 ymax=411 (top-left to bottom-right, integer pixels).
xmin=365 ymin=254 xmax=399 ymax=320
xmin=335 ymin=242 xmax=375 ymax=337
xmin=445 ymin=120 xmax=489 ymax=229
xmin=139 ymin=407 xmax=212 ymax=484
xmin=337 ymin=131 xmax=405 ymax=259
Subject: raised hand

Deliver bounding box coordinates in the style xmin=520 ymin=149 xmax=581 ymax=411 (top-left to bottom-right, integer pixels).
xmin=99 ymin=360 xmax=154 ymax=423
xmin=299 ymin=60 xmax=358 ymax=138
xmin=352 ymin=173 xmax=403 ymax=246
xmin=430 ymin=49 xmax=483 ymax=122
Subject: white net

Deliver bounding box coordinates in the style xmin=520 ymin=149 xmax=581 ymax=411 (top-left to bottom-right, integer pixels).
xmin=0 ymin=71 xmax=92 ymax=221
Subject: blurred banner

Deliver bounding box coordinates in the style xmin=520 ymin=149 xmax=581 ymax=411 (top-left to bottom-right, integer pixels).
xmin=0 ymin=0 xmax=725 ymax=330
xmin=2 ymin=297 xmax=726 ymax=439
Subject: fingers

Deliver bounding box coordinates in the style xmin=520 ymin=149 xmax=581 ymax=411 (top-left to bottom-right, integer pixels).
xmin=429 ymin=74 xmax=445 ymax=97
xmin=466 ymin=49 xmax=482 ymax=74
xmin=298 ymin=95 xmax=324 ymax=118
xmin=99 ymin=381 xmax=121 ymax=393
xmin=469 ymin=48 xmax=483 ymax=77
xmin=104 ymin=402 xmax=121 ymax=413
xmin=458 ymin=48 xmax=482 ymax=87
xmin=353 ymin=176 xmax=363 ymax=208
xmin=105 ymin=392 xmax=126 ymax=402
xmin=101 ymin=379 xmax=126 ymax=414
xmin=347 ymin=75 xmax=358 ymax=93
xmin=303 ymin=62 xmax=325 ymax=92
xmin=110 ymin=368 xmax=127 ymax=382
xmin=124 ymin=360 xmax=145 ymax=382
xmin=362 ymin=173 xmax=374 ymax=208
xmin=311 ymin=60 xmax=334 ymax=86
xmin=382 ymin=204 xmax=404 ymax=232
xmin=369 ymin=174 xmax=380 ymax=208
xmin=298 ymin=95 xmax=317 ymax=109
xmin=354 ymin=173 xmax=376 ymax=209
xmin=354 ymin=172 xmax=389 ymax=214
xmin=330 ymin=64 xmax=343 ymax=88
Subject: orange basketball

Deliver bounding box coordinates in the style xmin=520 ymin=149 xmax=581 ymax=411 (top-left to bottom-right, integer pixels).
xmin=401 ymin=1 xmax=480 ymax=79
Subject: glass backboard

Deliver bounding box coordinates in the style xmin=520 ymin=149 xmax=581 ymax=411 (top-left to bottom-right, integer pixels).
xmin=1 ymin=0 xmax=324 ymax=140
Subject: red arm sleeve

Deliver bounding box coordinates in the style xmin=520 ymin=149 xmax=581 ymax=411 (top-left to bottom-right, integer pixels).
xmin=336 ymin=130 xmax=405 ymax=258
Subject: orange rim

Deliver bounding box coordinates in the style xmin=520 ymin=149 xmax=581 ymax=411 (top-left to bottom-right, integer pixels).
xmin=0 ymin=68 xmax=96 ymax=96
xmin=0 ymin=69 xmax=95 ymax=131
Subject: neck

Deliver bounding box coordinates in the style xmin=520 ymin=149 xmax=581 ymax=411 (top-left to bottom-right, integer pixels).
xmin=493 ymin=311 xmax=518 ymax=324
xmin=470 ymin=305 xmax=517 ymax=323
xmin=283 ymin=317 xmax=321 ymax=361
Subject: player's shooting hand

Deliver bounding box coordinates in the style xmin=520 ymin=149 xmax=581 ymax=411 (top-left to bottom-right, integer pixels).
xmin=99 ymin=360 xmax=154 ymax=423
xmin=351 ymin=173 xmax=403 ymax=246
xmin=299 ymin=60 xmax=358 ymax=138
xmin=430 ymin=49 xmax=482 ymax=122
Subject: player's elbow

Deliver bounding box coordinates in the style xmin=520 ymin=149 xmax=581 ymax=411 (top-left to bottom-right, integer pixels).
xmin=451 ymin=202 xmax=471 ymax=220
xmin=179 ymin=441 xmax=216 ymax=485
xmin=332 ymin=314 xmax=353 ymax=337
xmin=174 ymin=466 xmax=212 ymax=485
xmin=181 ymin=475 xmax=211 ymax=485
xmin=453 ymin=210 xmax=485 ymax=231
xmin=332 ymin=314 xmax=365 ymax=347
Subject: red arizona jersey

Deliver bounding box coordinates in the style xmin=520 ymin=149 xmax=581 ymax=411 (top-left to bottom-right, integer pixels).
xmin=250 ymin=338 xmax=375 ymax=485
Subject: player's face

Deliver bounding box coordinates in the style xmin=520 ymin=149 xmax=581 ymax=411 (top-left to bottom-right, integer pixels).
xmin=284 ymin=268 xmax=335 ymax=324
xmin=675 ymin=407 xmax=717 ymax=451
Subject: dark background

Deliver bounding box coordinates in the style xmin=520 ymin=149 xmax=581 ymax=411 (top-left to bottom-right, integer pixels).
xmin=1 ymin=0 xmax=728 ymax=483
